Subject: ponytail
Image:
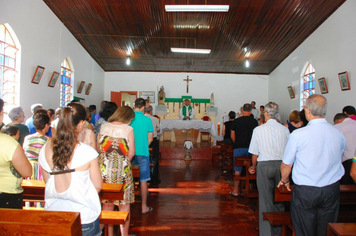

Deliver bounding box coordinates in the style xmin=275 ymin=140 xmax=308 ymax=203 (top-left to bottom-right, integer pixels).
xmin=52 ymin=103 xmax=86 ymax=170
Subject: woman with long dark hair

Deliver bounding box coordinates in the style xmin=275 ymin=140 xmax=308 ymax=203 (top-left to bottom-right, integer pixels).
xmin=39 ymin=103 xmax=102 ymax=236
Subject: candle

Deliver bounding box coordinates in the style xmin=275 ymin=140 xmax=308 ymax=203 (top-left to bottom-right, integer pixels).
xmin=217 ymin=122 xmax=221 ymax=135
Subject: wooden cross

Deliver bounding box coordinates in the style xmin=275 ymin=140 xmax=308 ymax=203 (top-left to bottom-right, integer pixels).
xmin=183 ymin=76 xmax=192 ymax=93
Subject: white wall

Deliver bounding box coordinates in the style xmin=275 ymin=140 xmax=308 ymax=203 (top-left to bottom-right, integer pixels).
xmin=269 ymin=1 xmax=355 ymax=123
xmin=2 ymin=0 xmax=352 ymax=125
xmin=105 ymin=72 xmax=269 ymax=124
xmin=0 ymin=0 xmax=105 ymax=117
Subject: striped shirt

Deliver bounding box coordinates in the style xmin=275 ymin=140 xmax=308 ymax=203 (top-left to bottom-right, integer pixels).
xmin=248 ymin=119 xmax=290 ymax=161
xmin=23 ymin=133 xmax=49 ymax=160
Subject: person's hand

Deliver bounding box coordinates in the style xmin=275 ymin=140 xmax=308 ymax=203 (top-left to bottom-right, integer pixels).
xmin=248 ymin=166 xmax=256 ymax=174
xmin=277 ymin=180 xmax=291 ymax=191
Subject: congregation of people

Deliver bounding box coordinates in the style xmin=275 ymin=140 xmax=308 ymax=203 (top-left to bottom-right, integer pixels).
xmin=223 ymin=95 xmax=356 ymax=236
xmin=1 ymin=94 xmax=356 ymax=236
xmin=0 ymin=97 xmax=159 ymax=236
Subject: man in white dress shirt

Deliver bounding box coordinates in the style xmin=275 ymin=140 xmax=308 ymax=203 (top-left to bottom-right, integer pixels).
xmin=279 ymin=94 xmax=345 ymax=236
xmin=334 ymin=112 xmax=356 ymax=184
xmin=248 ymin=102 xmax=290 ymax=236
xmin=251 ymin=101 xmax=259 ymax=120
xmin=179 ymin=99 xmax=195 ymax=120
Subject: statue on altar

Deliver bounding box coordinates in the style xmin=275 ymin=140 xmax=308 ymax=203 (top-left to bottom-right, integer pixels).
xmin=210 ymin=93 xmax=215 ymax=107
xmin=158 ymin=86 xmax=166 ymax=105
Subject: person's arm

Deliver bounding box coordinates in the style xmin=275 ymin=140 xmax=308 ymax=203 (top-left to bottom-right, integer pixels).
xmin=148 ymin=132 xmax=153 ymax=145
xmin=156 ymin=120 xmax=160 ymax=133
xmin=231 ymin=130 xmax=235 ymax=143
xmin=128 ymin=129 xmax=135 ymax=161
xmin=222 ymin=124 xmax=226 ymax=136
xmin=350 ymin=159 xmax=356 ymax=183
xmin=248 ymin=154 xmax=258 ymax=174
xmin=89 ymin=157 xmax=103 ymax=193
xmin=89 ymin=130 xmax=97 ymax=150
xmin=277 ymin=162 xmax=293 ymax=191
xmin=11 ymin=145 xmax=32 ymax=178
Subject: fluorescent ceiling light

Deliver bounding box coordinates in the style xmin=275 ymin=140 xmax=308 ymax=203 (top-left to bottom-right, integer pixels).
xmin=171 ymin=48 xmax=211 ymax=54
xmin=173 ymin=24 xmax=210 ymax=29
xmin=165 ymin=5 xmax=229 ymax=12
xmin=245 ymin=59 xmax=250 ymax=68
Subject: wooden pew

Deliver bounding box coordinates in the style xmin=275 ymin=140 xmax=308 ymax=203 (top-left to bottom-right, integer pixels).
xmin=264 ymin=184 xmax=356 ymax=236
xmin=21 ymin=180 xmax=127 ymax=236
xmin=275 ymin=185 xmax=356 ymax=204
xmin=132 ymin=164 xmax=140 ymax=196
xmin=327 ymin=223 xmax=356 ymax=236
xmin=21 ymin=180 xmax=124 ymax=202
xmin=234 ymin=156 xmax=258 ymax=197
xmin=0 ymin=208 xmax=81 ymax=235
xmin=262 ymin=212 xmax=294 ymax=236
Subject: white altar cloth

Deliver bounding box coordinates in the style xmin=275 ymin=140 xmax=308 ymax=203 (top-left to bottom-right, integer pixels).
xmin=160 ymin=120 xmax=217 ymax=145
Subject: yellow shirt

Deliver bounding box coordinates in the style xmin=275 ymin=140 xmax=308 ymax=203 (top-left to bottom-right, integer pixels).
xmin=0 ymin=133 xmax=23 ymax=193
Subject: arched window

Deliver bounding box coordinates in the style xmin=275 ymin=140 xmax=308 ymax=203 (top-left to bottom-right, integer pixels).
xmin=300 ymin=63 xmax=315 ymax=109
xmin=60 ymin=58 xmax=73 ymax=107
xmin=0 ymin=23 xmax=20 ymax=114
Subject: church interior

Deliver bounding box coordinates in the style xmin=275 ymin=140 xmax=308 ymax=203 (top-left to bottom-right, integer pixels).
xmin=1 ymin=0 xmax=356 ymax=235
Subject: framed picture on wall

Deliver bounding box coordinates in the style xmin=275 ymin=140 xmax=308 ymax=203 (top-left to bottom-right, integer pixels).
xmin=318 ymin=77 xmax=328 ymax=94
xmin=48 ymin=71 xmax=60 ymax=87
xmin=139 ymin=91 xmax=155 ymax=103
xmin=85 ymin=83 xmax=92 ymax=95
xmin=77 ymin=81 xmax=85 ymax=93
xmin=287 ymin=86 xmax=295 ymax=99
xmin=338 ymin=71 xmax=350 ymax=91
xmin=31 ymin=66 xmax=45 ymax=84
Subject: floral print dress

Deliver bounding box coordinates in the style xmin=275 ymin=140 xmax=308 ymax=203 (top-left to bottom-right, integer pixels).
xmin=98 ymin=123 xmax=134 ymax=205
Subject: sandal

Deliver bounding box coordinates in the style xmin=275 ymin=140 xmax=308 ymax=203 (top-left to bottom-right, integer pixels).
xmin=229 ymin=191 xmax=240 ymax=197
xmin=142 ymin=206 xmax=153 ymax=215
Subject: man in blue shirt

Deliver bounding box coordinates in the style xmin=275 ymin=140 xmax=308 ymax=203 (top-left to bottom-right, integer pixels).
xmin=279 ymin=94 xmax=345 ymax=236
xmin=131 ymin=98 xmax=153 ymax=214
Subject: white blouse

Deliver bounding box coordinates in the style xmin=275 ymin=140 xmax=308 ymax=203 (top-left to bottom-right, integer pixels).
xmin=39 ymin=142 xmax=101 ymax=224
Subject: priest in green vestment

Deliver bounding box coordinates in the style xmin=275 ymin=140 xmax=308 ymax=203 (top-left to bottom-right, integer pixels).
xmin=179 ymin=99 xmax=195 ymax=120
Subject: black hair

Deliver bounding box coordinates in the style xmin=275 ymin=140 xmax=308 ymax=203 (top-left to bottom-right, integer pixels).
xmin=33 ymin=109 xmax=50 ymax=131
xmin=100 ymin=102 xmax=118 ymax=121
xmin=1 ymin=124 xmax=19 ymax=137
xmin=334 ymin=113 xmax=348 ymax=123
xmin=228 ymin=111 xmax=236 ymax=119
xmin=342 ymin=105 xmax=356 ymax=116
xmin=134 ymin=98 xmax=146 ymax=109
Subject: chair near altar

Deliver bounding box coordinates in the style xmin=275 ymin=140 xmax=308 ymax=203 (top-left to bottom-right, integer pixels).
xmin=200 ymin=116 xmax=211 ymax=142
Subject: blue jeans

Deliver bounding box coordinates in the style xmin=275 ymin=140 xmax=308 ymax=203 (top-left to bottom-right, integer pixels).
xmin=82 ymin=217 xmax=101 ymax=236
xmin=131 ymin=155 xmax=151 ymax=182
xmin=233 ymin=148 xmax=250 ymax=172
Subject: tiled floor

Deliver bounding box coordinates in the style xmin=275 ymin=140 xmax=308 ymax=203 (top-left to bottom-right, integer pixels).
xmin=129 ymin=158 xmax=259 ymax=236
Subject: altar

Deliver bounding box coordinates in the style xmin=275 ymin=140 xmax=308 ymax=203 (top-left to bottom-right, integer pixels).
xmin=160 ymin=120 xmax=217 ymax=146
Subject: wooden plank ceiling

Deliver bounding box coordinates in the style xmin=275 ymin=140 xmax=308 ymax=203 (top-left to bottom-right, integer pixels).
xmin=43 ymin=0 xmax=345 ymax=75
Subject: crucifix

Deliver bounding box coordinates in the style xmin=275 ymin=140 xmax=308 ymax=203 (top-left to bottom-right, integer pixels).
xmin=183 ymin=76 xmax=192 ymax=93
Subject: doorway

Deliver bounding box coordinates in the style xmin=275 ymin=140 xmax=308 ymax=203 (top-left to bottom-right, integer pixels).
xmin=111 ymin=91 xmax=137 ymax=107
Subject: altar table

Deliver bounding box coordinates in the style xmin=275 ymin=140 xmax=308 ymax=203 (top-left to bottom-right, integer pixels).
xmin=160 ymin=120 xmax=217 ymax=145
